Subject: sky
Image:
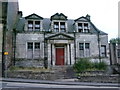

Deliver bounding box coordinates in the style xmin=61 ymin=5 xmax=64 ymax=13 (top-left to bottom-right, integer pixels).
xmin=18 ymin=0 xmax=119 ymax=41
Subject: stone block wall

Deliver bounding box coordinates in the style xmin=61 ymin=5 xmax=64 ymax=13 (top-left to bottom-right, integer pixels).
xmin=16 ymin=33 xmax=44 ymax=59
xmin=15 ymin=59 xmax=44 ymax=68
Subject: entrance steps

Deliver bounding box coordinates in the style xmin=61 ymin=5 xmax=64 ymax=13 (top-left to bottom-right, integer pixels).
xmin=51 ymin=66 xmax=76 ymax=80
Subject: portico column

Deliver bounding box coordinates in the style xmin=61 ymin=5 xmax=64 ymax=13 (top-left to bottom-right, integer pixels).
xmin=48 ymin=43 xmax=51 ymax=67
xmin=67 ymin=44 xmax=70 ymax=65
xmin=71 ymin=43 xmax=75 ymax=64
xmin=52 ymin=44 xmax=55 ymax=66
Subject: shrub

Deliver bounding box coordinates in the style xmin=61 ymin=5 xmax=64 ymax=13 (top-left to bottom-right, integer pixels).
xmin=73 ymin=58 xmax=107 ymax=72
xmin=73 ymin=58 xmax=92 ymax=72
xmin=93 ymin=61 xmax=107 ymax=70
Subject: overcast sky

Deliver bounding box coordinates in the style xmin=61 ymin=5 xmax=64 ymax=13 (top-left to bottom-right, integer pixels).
xmin=18 ymin=0 xmax=119 ymax=41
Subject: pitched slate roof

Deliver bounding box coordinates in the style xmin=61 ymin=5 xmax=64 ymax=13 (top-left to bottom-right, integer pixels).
xmin=15 ymin=13 xmax=107 ymax=35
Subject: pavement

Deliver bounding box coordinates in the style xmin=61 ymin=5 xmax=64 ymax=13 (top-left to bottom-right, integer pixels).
xmin=1 ymin=78 xmax=120 ymax=87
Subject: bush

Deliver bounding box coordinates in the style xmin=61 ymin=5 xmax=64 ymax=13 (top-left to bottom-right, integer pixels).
xmin=73 ymin=58 xmax=107 ymax=72
xmin=93 ymin=61 xmax=107 ymax=70
xmin=73 ymin=58 xmax=92 ymax=72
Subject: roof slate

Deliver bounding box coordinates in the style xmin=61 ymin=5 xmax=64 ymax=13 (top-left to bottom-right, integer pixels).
xmin=15 ymin=13 xmax=107 ymax=35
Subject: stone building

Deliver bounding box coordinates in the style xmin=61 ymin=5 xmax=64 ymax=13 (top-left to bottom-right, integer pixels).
xmin=15 ymin=13 xmax=109 ymax=68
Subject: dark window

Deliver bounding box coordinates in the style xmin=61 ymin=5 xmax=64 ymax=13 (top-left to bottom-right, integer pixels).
xmin=78 ymin=23 xmax=90 ymax=33
xmin=117 ymin=49 xmax=120 ymax=58
xmin=60 ymin=22 xmax=66 ymax=32
xmin=28 ymin=21 xmax=33 ymax=31
xmin=54 ymin=22 xmax=59 ymax=32
xmin=85 ymin=43 xmax=89 ymax=49
xmin=79 ymin=43 xmax=84 ymax=50
xmin=35 ymin=21 xmax=40 ymax=31
xmin=78 ymin=23 xmax=82 ymax=29
xmin=35 ymin=42 xmax=40 ymax=49
xmin=28 ymin=42 xmax=33 ymax=49
xmin=84 ymin=23 xmax=89 ymax=29
xmin=78 ymin=23 xmax=83 ymax=33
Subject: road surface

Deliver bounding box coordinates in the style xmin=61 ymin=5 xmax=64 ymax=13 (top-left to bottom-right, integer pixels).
xmin=1 ymin=81 xmax=119 ymax=90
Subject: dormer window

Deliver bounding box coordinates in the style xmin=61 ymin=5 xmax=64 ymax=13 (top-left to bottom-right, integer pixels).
xmin=60 ymin=22 xmax=66 ymax=32
xmin=35 ymin=21 xmax=40 ymax=31
xmin=54 ymin=22 xmax=59 ymax=32
xmin=78 ymin=22 xmax=90 ymax=33
xmin=53 ymin=21 xmax=66 ymax=32
xmin=28 ymin=21 xmax=33 ymax=31
xmin=27 ymin=20 xmax=41 ymax=31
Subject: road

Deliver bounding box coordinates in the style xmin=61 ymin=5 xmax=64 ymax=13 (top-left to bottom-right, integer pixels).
xmin=1 ymin=81 xmax=119 ymax=90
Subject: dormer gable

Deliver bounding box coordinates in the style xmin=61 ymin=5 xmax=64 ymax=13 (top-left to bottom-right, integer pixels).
xmin=75 ymin=17 xmax=89 ymax=22
xmin=25 ymin=13 xmax=43 ymax=20
xmin=50 ymin=13 xmax=67 ymax=21
xmin=75 ymin=15 xmax=91 ymax=33
xmin=75 ymin=14 xmax=91 ymax=22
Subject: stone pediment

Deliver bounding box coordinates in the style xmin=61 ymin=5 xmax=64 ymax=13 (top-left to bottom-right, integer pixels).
xmin=50 ymin=13 xmax=67 ymax=20
xmin=46 ymin=33 xmax=74 ymax=40
xmin=25 ymin=13 xmax=43 ymax=20
xmin=75 ymin=17 xmax=88 ymax=22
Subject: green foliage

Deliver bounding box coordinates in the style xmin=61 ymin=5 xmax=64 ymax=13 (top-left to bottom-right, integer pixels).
xmin=109 ymin=37 xmax=120 ymax=43
xmin=73 ymin=58 xmax=107 ymax=72
xmin=93 ymin=61 xmax=107 ymax=70
xmin=73 ymin=58 xmax=92 ymax=72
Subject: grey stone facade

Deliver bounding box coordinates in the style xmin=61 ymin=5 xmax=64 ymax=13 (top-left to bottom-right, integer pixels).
xmin=15 ymin=13 xmax=109 ymax=68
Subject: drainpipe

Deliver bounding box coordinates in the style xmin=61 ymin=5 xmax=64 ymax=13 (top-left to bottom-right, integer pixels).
xmin=43 ymin=31 xmax=47 ymax=69
xmin=74 ymin=31 xmax=76 ymax=63
xmin=97 ymin=31 xmax=101 ymax=62
xmin=13 ymin=29 xmax=16 ymax=66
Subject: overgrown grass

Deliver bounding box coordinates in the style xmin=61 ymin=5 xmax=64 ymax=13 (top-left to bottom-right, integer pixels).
xmin=73 ymin=58 xmax=107 ymax=72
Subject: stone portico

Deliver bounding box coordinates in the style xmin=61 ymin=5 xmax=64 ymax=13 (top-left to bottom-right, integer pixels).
xmin=46 ymin=33 xmax=75 ymax=66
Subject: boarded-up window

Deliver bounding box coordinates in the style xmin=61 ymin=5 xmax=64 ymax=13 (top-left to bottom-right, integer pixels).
xmin=85 ymin=43 xmax=90 ymax=57
xmin=101 ymin=45 xmax=106 ymax=57
xmin=79 ymin=43 xmax=84 ymax=57
xmin=27 ymin=42 xmax=40 ymax=59
xmin=79 ymin=43 xmax=90 ymax=57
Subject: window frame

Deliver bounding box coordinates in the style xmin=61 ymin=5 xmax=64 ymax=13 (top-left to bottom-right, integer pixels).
xmin=79 ymin=42 xmax=90 ymax=57
xmin=77 ymin=22 xmax=90 ymax=33
xmin=53 ymin=21 xmax=66 ymax=32
xmin=35 ymin=42 xmax=40 ymax=50
xmin=27 ymin=42 xmax=33 ymax=50
xmin=28 ymin=21 xmax=33 ymax=31
xmin=101 ymin=45 xmax=107 ymax=57
xmin=27 ymin=20 xmax=41 ymax=31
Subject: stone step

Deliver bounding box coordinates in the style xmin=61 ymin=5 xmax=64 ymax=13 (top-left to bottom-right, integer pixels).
xmin=51 ymin=66 xmax=76 ymax=79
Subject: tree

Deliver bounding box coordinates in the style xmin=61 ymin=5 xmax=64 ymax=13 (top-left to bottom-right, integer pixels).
xmin=109 ymin=37 xmax=120 ymax=43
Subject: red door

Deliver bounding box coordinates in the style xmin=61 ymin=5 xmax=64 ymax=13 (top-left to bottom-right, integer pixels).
xmin=56 ymin=48 xmax=64 ymax=65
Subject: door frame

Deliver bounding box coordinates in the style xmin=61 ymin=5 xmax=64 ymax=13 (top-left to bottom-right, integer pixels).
xmin=55 ymin=47 xmax=65 ymax=65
